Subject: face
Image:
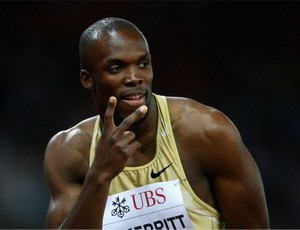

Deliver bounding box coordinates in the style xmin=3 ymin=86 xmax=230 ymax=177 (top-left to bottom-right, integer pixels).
xmin=81 ymin=29 xmax=153 ymax=125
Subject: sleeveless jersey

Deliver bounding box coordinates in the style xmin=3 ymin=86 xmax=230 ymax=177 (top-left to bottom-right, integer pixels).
xmin=90 ymin=94 xmax=224 ymax=229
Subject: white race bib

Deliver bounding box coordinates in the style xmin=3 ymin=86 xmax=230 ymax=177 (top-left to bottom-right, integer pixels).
xmin=103 ymin=179 xmax=194 ymax=229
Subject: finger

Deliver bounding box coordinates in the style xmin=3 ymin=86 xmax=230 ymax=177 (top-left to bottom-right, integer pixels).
xmin=124 ymin=140 xmax=141 ymax=156
xmin=117 ymin=131 xmax=137 ymax=146
xmin=118 ymin=105 xmax=148 ymax=133
xmin=102 ymin=96 xmax=117 ymax=133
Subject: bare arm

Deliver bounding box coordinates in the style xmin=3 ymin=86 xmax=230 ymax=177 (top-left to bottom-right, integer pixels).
xmin=169 ymin=97 xmax=269 ymax=228
xmin=44 ymin=97 xmax=148 ymax=229
xmin=200 ymin=109 xmax=270 ymax=228
xmin=44 ymin=125 xmax=110 ymax=229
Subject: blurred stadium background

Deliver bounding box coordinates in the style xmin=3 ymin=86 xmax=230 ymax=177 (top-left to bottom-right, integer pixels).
xmin=0 ymin=1 xmax=299 ymax=228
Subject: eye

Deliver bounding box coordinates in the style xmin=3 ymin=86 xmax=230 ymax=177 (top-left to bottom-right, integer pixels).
xmin=108 ymin=65 xmax=122 ymax=74
xmin=138 ymin=60 xmax=150 ymax=68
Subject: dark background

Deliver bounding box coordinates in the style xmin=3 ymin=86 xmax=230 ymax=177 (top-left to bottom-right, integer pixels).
xmin=0 ymin=1 xmax=299 ymax=228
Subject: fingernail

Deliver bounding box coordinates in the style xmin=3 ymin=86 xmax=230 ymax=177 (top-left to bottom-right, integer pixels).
xmin=140 ymin=105 xmax=148 ymax=113
xmin=109 ymin=97 xmax=116 ymax=103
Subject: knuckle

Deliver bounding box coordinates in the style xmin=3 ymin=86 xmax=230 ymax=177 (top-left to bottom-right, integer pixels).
xmin=125 ymin=131 xmax=136 ymax=141
xmin=109 ymin=136 xmax=118 ymax=144
xmin=122 ymin=117 xmax=131 ymax=127
xmin=125 ymin=130 xmax=134 ymax=136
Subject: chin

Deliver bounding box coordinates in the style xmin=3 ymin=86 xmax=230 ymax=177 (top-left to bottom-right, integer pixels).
xmin=115 ymin=92 xmax=152 ymax=125
xmin=114 ymin=107 xmax=148 ymax=127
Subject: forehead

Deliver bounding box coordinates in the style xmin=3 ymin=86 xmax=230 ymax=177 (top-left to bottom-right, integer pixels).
xmin=92 ymin=29 xmax=149 ymax=60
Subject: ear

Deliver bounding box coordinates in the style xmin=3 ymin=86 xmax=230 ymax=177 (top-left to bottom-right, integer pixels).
xmin=80 ymin=69 xmax=94 ymax=89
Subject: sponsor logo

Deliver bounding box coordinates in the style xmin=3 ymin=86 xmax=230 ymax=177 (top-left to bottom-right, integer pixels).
xmin=131 ymin=187 xmax=166 ymax=210
xmin=111 ymin=196 xmax=130 ymax=218
xmin=104 ymin=180 xmax=194 ymax=229
xmin=150 ymin=163 xmax=173 ymax=179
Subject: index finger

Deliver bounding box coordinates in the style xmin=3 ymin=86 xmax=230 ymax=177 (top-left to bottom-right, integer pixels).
xmin=117 ymin=105 xmax=148 ymax=133
xmin=102 ymin=96 xmax=117 ymax=133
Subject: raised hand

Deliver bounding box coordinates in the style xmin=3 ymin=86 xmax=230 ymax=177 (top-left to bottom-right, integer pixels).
xmin=92 ymin=96 xmax=148 ymax=181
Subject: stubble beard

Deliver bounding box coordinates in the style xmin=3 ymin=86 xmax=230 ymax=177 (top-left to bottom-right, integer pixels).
xmin=114 ymin=93 xmax=152 ymax=127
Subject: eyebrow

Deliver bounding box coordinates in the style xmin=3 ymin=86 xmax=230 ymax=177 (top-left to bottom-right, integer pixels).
xmin=138 ymin=53 xmax=151 ymax=61
xmin=105 ymin=52 xmax=151 ymax=65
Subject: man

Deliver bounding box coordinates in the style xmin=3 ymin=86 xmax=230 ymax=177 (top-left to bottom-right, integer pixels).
xmin=44 ymin=17 xmax=269 ymax=229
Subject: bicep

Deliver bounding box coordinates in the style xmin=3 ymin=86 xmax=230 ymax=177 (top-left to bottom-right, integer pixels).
xmin=46 ymin=185 xmax=81 ymax=229
xmin=204 ymin=120 xmax=269 ymax=228
xmin=44 ymin=135 xmax=84 ymax=229
xmin=212 ymin=145 xmax=269 ymax=228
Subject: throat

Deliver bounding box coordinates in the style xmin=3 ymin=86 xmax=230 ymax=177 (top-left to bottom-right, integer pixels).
xmin=126 ymin=150 xmax=155 ymax=167
xmin=126 ymin=133 xmax=157 ymax=167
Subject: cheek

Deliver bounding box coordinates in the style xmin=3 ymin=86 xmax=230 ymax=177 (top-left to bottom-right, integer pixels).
xmin=94 ymin=76 xmax=120 ymax=95
xmin=144 ymin=69 xmax=154 ymax=84
xmin=93 ymin=79 xmax=116 ymax=108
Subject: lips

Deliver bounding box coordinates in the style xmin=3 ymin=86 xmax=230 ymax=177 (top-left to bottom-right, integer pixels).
xmin=122 ymin=90 xmax=146 ymax=99
xmin=124 ymin=94 xmax=144 ymax=100
xmin=121 ymin=91 xmax=146 ymax=106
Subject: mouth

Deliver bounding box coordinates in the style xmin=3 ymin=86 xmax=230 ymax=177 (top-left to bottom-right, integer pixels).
xmin=121 ymin=91 xmax=146 ymax=107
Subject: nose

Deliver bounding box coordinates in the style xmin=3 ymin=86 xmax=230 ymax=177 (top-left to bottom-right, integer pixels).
xmin=123 ymin=70 xmax=143 ymax=86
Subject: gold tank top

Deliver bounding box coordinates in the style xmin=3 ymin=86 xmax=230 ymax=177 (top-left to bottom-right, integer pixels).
xmin=90 ymin=94 xmax=224 ymax=229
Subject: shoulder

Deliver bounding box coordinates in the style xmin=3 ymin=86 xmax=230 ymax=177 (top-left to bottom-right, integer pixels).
xmin=165 ymin=96 xmax=244 ymax=172
xmin=46 ymin=116 xmax=98 ymax=155
xmin=166 ymin=96 xmax=236 ymax=135
xmin=44 ymin=116 xmax=98 ymax=180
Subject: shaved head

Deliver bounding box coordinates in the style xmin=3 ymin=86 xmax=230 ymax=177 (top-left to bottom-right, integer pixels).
xmin=79 ymin=17 xmax=146 ymax=70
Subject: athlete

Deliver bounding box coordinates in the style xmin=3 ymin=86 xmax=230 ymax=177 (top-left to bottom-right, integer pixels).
xmin=44 ymin=17 xmax=270 ymax=229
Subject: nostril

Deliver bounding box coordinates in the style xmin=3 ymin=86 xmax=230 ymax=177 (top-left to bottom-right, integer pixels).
xmin=124 ymin=75 xmax=143 ymax=86
xmin=138 ymin=78 xmax=143 ymax=84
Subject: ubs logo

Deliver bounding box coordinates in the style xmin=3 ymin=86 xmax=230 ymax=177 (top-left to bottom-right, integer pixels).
xmin=110 ymin=188 xmax=167 ymax=219
xmin=111 ymin=196 xmax=130 ymax=218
